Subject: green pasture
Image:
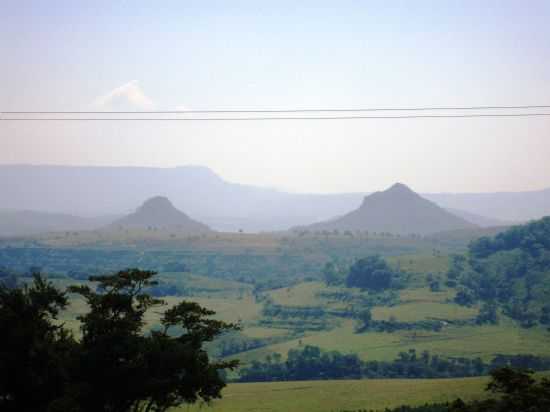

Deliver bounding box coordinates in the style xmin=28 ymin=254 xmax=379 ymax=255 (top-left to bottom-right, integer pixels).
xmin=179 ymin=376 xmax=491 ymax=412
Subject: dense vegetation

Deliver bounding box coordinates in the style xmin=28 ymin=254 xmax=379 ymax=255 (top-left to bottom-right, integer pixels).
xmin=449 ymin=217 xmax=550 ymax=327
xmin=0 ymin=270 xmax=238 ymax=412
xmin=2 ymin=218 xmax=550 ymax=411
xmin=0 ymin=227 xmax=472 ymax=291
xmin=238 ymin=345 xmax=550 ymax=382
xmin=346 ymin=255 xmax=402 ymax=291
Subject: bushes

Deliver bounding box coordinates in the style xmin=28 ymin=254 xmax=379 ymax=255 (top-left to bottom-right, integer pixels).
xmin=346 ymin=255 xmax=399 ymax=291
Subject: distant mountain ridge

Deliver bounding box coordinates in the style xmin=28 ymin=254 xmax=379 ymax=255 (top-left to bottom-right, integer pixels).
xmin=0 ymin=164 xmax=548 ymax=232
xmin=0 ymin=210 xmax=116 ymax=237
xmin=298 ymin=183 xmax=476 ymax=235
xmin=108 ymin=196 xmax=210 ymax=233
xmin=444 ymin=208 xmax=514 ymax=227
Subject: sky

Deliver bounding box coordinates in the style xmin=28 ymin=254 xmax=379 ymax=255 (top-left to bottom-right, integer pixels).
xmin=1 ymin=0 xmax=550 ymax=194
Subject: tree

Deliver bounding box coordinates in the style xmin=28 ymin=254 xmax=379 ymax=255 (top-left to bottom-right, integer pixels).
xmin=449 ymin=367 xmax=550 ymax=412
xmin=429 ymin=279 xmax=441 ymax=292
xmin=454 ymin=289 xmax=475 ymax=306
xmin=1 ymin=269 xmax=239 ymax=412
xmin=66 ymin=268 xmax=240 ymax=412
xmin=540 ymin=305 xmax=550 ymax=326
xmin=355 ymin=308 xmax=373 ymax=332
xmin=0 ymin=274 xmax=75 ymax=412
xmin=482 ymin=367 xmax=550 ymax=412
xmin=322 ymin=262 xmax=342 ymax=286
xmin=346 ymin=255 xmax=396 ymax=291
xmin=476 ymin=302 xmax=498 ymax=325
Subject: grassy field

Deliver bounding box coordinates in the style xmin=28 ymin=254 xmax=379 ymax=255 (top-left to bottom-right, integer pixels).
xmin=388 ymin=254 xmax=450 ymax=275
xmin=372 ymin=301 xmax=478 ymax=322
xmin=399 ymin=287 xmax=456 ymax=304
xmin=233 ymin=317 xmax=550 ymax=364
xmin=372 ymin=287 xmax=477 ymax=322
xmin=268 ymin=281 xmax=328 ymax=307
xmin=159 ymin=272 xmax=253 ymax=297
xmin=52 ymin=272 xmax=550 ymax=367
xmin=178 ymin=376 xmax=491 ymax=412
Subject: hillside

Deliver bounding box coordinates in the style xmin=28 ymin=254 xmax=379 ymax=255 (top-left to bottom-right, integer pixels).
xmin=108 ymin=196 xmax=211 ymax=233
xmin=300 ymin=183 xmax=477 ymax=235
xmin=451 ymin=216 xmax=550 ymax=326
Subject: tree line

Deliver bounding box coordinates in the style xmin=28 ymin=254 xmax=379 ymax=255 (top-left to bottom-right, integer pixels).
xmin=238 ymin=345 xmax=550 ymax=382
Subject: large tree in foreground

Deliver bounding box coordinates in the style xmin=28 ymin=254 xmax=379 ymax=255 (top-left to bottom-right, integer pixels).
xmin=0 ymin=275 xmax=75 ymax=412
xmin=0 ymin=269 xmax=239 ymax=412
xmin=67 ymin=269 xmax=239 ymax=412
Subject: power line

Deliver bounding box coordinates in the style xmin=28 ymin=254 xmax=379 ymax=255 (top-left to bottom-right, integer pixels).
xmin=2 ymin=104 xmax=550 ymax=114
xmin=1 ymin=113 xmax=550 ymax=121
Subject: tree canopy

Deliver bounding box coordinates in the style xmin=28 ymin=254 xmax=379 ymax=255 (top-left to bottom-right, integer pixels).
xmin=0 ymin=269 xmax=239 ymax=412
xmin=346 ymin=255 xmax=398 ymax=291
xmin=449 ymin=217 xmax=550 ymax=327
xmin=0 ymin=274 xmax=74 ymax=412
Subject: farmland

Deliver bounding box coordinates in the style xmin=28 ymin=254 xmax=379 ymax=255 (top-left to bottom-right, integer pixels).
xmin=180 ymin=376 xmax=492 ymax=412
xmin=3 ymin=226 xmax=550 ymax=382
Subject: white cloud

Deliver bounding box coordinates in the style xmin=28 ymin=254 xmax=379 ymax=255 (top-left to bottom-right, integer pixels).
xmin=92 ymin=80 xmax=155 ymax=110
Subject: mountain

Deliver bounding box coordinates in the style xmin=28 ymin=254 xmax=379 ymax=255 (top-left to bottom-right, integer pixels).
xmin=445 ymin=208 xmax=515 ymax=227
xmin=299 ymin=183 xmax=477 ymax=235
xmin=108 ymin=196 xmax=211 ymax=233
xmin=0 ymin=165 xmax=548 ymax=232
xmin=0 ymin=164 xmax=362 ymax=232
xmin=423 ymin=189 xmax=550 ymax=222
xmin=0 ymin=210 xmax=116 ymax=237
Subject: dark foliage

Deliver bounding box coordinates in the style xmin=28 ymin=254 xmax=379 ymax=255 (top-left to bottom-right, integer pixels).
xmin=357 ymin=317 xmax=445 ymax=333
xmin=0 ymin=274 xmax=75 ymax=412
xmin=449 ymin=217 xmax=550 ymax=326
xmin=346 ymin=255 xmax=400 ymax=291
xmin=239 ymin=345 xmax=362 ymax=381
xmin=238 ymin=346 xmax=550 ymax=382
xmin=355 ymin=308 xmax=373 ymax=332
xmin=0 ymin=266 xmax=18 ymax=289
xmin=0 ymin=269 xmax=239 ymax=412
xmin=475 ymin=302 xmax=499 ymax=325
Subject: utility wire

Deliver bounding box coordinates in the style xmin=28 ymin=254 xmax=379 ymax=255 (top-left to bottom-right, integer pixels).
xmin=2 ymin=104 xmax=550 ymax=114
xmin=1 ymin=113 xmax=550 ymax=121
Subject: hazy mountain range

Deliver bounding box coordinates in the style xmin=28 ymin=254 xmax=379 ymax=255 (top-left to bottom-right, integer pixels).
xmin=0 ymin=164 xmax=548 ymax=234
xmin=0 ymin=210 xmax=116 ymax=237
xmin=298 ymin=183 xmax=476 ymax=235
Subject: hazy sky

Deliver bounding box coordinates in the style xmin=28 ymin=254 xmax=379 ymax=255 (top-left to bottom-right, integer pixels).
xmin=1 ymin=1 xmax=550 ymax=193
